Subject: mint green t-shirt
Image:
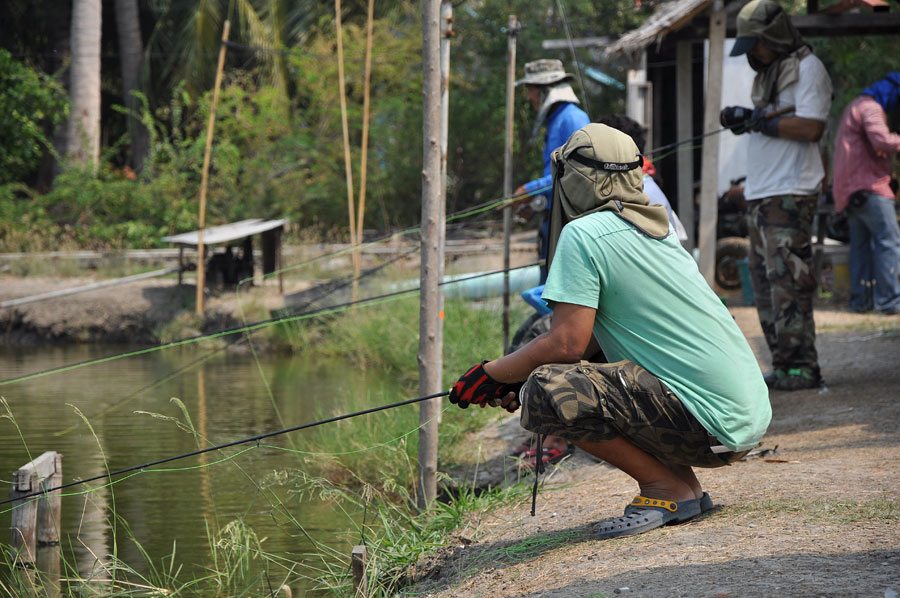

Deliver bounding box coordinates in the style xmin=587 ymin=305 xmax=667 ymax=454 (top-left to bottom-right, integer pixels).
xmin=542 ymin=212 xmax=771 ymax=451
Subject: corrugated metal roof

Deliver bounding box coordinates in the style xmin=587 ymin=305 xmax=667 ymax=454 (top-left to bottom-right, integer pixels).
xmin=604 ymin=0 xmax=714 ymax=58
xmin=162 ymin=218 xmax=288 ymax=246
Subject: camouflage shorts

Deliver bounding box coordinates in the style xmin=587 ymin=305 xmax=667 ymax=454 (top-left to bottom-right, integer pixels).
xmin=519 ymin=360 xmax=748 ymax=468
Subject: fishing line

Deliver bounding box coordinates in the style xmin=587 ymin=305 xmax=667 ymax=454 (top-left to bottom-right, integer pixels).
xmin=0 ymin=390 xmax=450 ymax=509
xmin=646 ymin=126 xmax=730 ymax=159
xmin=0 ymin=262 xmax=539 ymax=387
xmin=263 ymin=185 xmax=540 ymax=281
xmin=555 ymin=0 xmax=592 ymax=121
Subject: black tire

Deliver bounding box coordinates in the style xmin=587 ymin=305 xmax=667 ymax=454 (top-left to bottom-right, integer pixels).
xmin=507 ymin=312 xmax=552 ymax=355
xmin=715 ymin=236 xmax=750 ymax=290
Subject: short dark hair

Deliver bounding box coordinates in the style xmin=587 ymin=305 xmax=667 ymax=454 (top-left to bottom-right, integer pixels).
xmin=595 ymin=114 xmax=647 ymax=154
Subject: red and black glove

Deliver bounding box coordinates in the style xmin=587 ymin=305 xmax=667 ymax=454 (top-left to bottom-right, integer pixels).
xmin=449 ymin=361 xmax=522 ymax=409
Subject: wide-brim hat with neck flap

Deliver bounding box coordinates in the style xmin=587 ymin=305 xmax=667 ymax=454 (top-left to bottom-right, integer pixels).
xmin=730 ymin=0 xmax=800 ymax=57
xmin=515 ymin=58 xmax=574 ymax=87
xmin=546 ymin=123 xmax=671 ymax=270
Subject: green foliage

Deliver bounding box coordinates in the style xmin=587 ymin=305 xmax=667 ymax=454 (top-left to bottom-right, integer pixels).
xmin=0 ymin=48 xmax=68 ymax=184
xmin=813 ymin=35 xmax=900 ymax=119
xmin=273 ymin=293 xmax=530 ymax=485
xmin=446 ymin=0 xmax=645 ymax=214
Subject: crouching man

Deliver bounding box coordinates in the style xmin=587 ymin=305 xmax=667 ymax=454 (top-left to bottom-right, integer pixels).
xmin=449 ymin=124 xmax=771 ymax=539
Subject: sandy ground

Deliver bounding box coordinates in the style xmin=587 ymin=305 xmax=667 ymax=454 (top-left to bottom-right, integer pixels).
xmin=0 ymin=273 xmax=302 ymax=345
xmin=416 ymin=306 xmax=900 ymax=598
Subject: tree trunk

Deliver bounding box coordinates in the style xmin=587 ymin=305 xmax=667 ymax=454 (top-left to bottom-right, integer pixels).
xmin=67 ymin=0 xmax=102 ymax=169
xmin=115 ymin=0 xmax=149 ymax=172
xmin=35 ymin=2 xmax=72 ymax=190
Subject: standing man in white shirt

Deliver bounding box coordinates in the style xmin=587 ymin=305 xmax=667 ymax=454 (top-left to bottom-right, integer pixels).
xmin=720 ymin=0 xmax=832 ymax=391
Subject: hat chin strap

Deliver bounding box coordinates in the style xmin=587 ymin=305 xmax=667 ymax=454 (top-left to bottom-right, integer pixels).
xmin=568 ymin=151 xmax=644 ymax=173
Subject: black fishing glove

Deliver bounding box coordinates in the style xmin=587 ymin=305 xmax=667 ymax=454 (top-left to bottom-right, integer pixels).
xmin=449 ymin=361 xmax=522 ymax=409
xmin=720 ymin=106 xmax=765 ymax=135
xmin=749 ymin=111 xmax=781 ymax=137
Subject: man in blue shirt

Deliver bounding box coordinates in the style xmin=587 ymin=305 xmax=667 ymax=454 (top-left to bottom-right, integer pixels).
xmin=513 ymin=59 xmax=590 ymax=284
xmin=510 ymin=60 xmax=590 ymax=467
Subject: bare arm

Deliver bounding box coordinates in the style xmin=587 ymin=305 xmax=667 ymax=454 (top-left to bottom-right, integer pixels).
xmin=860 ymin=102 xmax=900 ymax=153
xmin=484 ymin=302 xmax=597 ymax=383
xmin=775 ymin=116 xmax=825 ymax=142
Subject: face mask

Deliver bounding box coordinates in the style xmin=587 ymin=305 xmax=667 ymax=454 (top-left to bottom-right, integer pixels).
xmin=747 ymin=53 xmax=770 ymax=73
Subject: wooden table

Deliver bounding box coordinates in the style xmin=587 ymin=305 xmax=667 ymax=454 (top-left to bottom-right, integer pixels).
xmin=162 ymin=218 xmax=287 ymax=293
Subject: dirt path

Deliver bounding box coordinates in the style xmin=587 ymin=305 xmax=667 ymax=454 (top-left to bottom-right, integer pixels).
xmin=417 ymin=307 xmax=900 ymax=598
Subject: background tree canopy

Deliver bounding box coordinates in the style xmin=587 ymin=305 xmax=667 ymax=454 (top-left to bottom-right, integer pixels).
xmin=0 ymin=0 xmax=896 ymax=251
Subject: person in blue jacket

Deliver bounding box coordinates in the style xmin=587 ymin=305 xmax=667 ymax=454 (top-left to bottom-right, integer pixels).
xmin=510 ymin=59 xmax=589 ymax=467
xmin=513 ymin=59 xmax=590 ymax=284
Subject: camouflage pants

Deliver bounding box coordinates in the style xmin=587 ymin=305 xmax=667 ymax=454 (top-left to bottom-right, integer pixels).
xmin=746 ymin=195 xmax=819 ymax=373
xmin=519 ymin=360 xmax=746 ymax=468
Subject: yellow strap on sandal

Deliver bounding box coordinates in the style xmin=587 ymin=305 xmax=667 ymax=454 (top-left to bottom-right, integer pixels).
xmin=630 ymin=495 xmax=678 ymax=512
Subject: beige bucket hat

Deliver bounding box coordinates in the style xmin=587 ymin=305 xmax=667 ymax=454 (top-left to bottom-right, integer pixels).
xmin=515 ymin=59 xmax=574 ymax=87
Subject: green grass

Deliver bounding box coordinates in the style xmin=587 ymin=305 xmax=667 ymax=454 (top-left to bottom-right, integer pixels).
xmin=1 ymin=273 xmax=541 ymax=597
xmin=255 ymin=293 xmax=533 ymax=488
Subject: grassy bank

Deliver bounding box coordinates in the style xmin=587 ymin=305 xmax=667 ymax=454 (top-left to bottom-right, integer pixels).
xmin=1 ymin=292 xmax=537 ymax=596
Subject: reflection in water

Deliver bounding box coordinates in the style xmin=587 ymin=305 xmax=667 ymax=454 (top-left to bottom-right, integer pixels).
xmin=75 ymin=474 xmax=111 ymax=586
xmin=196 ymin=368 xmax=215 ymax=534
xmin=0 ymin=345 xmax=391 ymax=592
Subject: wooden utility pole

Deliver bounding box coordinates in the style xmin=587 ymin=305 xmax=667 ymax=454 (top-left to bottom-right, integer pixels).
xmin=698 ymin=1 xmax=725 ymax=287
xmin=417 ymin=0 xmax=443 ymax=510
xmin=435 ymin=0 xmax=453 ymax=426
xmin=196 ymin=19 xmax=230 ymax=315
xmin=676 ymin=40 xmax=695 ymax=250
xmin=502 ymin=15 xmax=518 ymax=353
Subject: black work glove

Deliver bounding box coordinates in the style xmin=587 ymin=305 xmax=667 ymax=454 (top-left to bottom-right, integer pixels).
xmin=449 ymin=361 xmax=523 ymax=409
xmin=749 ymin=111 xmax=781 ymax=137
xmin=720 ymin=106 xmax=758 ymax=134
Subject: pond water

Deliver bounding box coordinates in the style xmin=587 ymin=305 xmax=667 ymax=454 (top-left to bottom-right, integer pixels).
xmin=0 ymin=343 xmax=399 ymax=593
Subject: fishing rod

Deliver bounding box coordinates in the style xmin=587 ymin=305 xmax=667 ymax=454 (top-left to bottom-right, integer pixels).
xmin=0 ymin=390 xmax=450 ymax=508
xmin=0 ymin=262 xmax=541 ymax=387
xmin=647 ymin=105 xmax=796 ymax=159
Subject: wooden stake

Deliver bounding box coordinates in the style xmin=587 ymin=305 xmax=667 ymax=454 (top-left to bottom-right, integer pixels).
xmin=351 ymin=545 xmax=368 ymax=597
xmin=196 ymin=20 xmax=231 ymax=315
xmin=334 ymin=0 xmax=359 ymax=300
xmin=9 ymin=451 xmax=62 ymax=567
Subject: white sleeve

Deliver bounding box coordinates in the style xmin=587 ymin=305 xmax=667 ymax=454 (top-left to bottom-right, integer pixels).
xmin=794 ymin=55 xmax=832 ymax=121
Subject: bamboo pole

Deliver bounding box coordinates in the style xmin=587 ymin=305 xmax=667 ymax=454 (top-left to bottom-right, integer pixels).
xmin=355 ymin=0 xmax=376 ymax=273
xmin=334 ymin=0 xmax=360 ymax=300
xmin=195 ymin=20 xmax=230 ymax=315
xmin=417 ymin=0 xmax=442 ymax=511
xmin=502 ymin=15 xmax=517 ymax=353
